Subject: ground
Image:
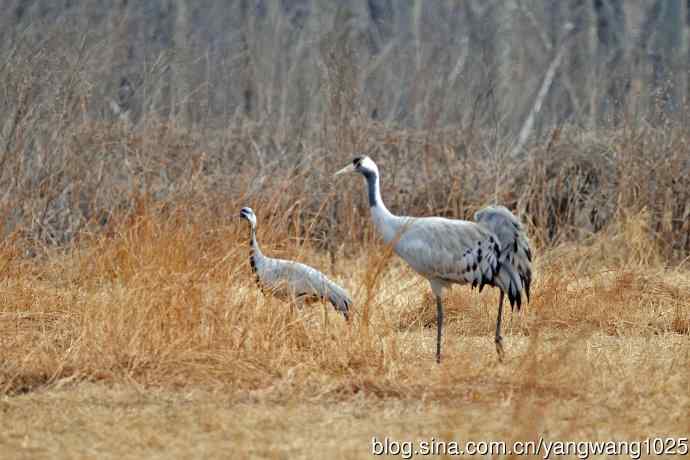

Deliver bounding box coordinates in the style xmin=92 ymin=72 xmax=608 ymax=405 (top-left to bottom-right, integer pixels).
xmin=2 ymin=332 xmax=688 ymax=459
xmin=1 ymin=214 xmax=688 ymax=459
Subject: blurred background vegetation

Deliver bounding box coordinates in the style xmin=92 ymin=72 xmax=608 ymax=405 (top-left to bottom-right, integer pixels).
xmin=0 ymin=1 xmax=688 ymax=261
xmin=5 ymin=1 xmax=690 ymax=128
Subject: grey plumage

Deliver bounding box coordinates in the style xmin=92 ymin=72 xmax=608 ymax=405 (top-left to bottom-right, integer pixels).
xmin=335 ymin=156 xmax=532 ymax=363
xmin=239 ymin=207 xmax=351 ymax=320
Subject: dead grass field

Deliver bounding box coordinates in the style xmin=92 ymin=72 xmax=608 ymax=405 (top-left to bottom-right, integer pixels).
xmin=1 ymin=5 xmax=690 ymax=458
xmin=0 ymin=203 xmax=688 ymax=459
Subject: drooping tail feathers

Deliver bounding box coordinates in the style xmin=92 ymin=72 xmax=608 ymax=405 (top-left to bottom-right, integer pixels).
xmin=493 ymin=260 xmax=523 ymax=311
xmin=324 ymin=280 xmax=352 ymax=320
xmin=474 ymin=205 xmax=532 ymax=307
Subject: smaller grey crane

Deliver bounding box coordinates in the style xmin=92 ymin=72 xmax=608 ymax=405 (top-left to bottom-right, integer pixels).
xmin=239 ymin=207 xmax=351 ymax=320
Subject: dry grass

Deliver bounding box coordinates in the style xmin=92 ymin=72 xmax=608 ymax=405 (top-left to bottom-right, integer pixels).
xmin=1 ymin=7 xmax=689 ymax=458
xmin=1 ymin=201 xmax=688 ymax=458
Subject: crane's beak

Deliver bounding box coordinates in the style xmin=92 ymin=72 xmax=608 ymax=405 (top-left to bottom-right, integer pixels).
xmin=334 ymin=163 xmax=356 ymax=177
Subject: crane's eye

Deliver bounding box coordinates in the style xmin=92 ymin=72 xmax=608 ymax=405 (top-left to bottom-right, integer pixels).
xmin=353 ymin=156 xmax=362 ymax=167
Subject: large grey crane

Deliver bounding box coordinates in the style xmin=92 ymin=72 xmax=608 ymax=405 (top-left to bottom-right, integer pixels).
xmin=334 ymin=156 xmax=532 ymax=363
xmin=239 ymin=207 xmax=351 ymax=320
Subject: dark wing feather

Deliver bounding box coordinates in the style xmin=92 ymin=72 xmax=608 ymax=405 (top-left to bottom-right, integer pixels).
xmin=474 ymin=205 xmax=533 ymax=303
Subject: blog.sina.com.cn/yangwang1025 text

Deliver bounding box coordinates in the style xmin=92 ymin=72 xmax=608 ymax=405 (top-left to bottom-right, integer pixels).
xmin=371 ymin=436 xmax=689 ymax=459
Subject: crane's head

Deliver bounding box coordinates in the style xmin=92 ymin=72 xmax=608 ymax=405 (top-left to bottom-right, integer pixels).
xmin=239 ymin=207 xmax=257 ymax=227
xmin=334 ymin=155 xmax=379 ymax=179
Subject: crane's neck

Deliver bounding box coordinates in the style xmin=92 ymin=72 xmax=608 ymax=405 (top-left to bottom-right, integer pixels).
xmin=249 ymin=225 xmax=263 ymax=272
xmin=364 ymin=170 xmax=401 ymax=243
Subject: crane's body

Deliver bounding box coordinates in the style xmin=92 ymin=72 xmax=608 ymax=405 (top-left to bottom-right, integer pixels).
xmin=335 ymin=156 xmax=532 ymax=362
xmin=240 ymin=207 xmax=351 ymax=319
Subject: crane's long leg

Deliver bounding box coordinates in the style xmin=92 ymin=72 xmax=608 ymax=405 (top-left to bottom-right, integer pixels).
xmin=495 ymin=291 xmax=505 ymax=362
xmin=436 ymin=295 xmax=444 ymax=364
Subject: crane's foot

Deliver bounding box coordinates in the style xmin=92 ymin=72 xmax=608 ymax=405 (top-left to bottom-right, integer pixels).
xmin=495 ymin=336 xmax=505 ymax=363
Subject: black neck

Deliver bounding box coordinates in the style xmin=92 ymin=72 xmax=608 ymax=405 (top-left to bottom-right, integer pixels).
xmin=363 ymin=170 xmax=378 ymax=208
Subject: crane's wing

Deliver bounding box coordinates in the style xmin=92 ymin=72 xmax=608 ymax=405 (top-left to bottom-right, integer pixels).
xmin=474 ymin=205 xmax=532 ymax=301
xmin=260 ymin=258 xmax=352 ymax=316
xmin=392 ymin=216 xmax=523 ymax=308
xmin=394 ymin=218 xmax=500 ymax=290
